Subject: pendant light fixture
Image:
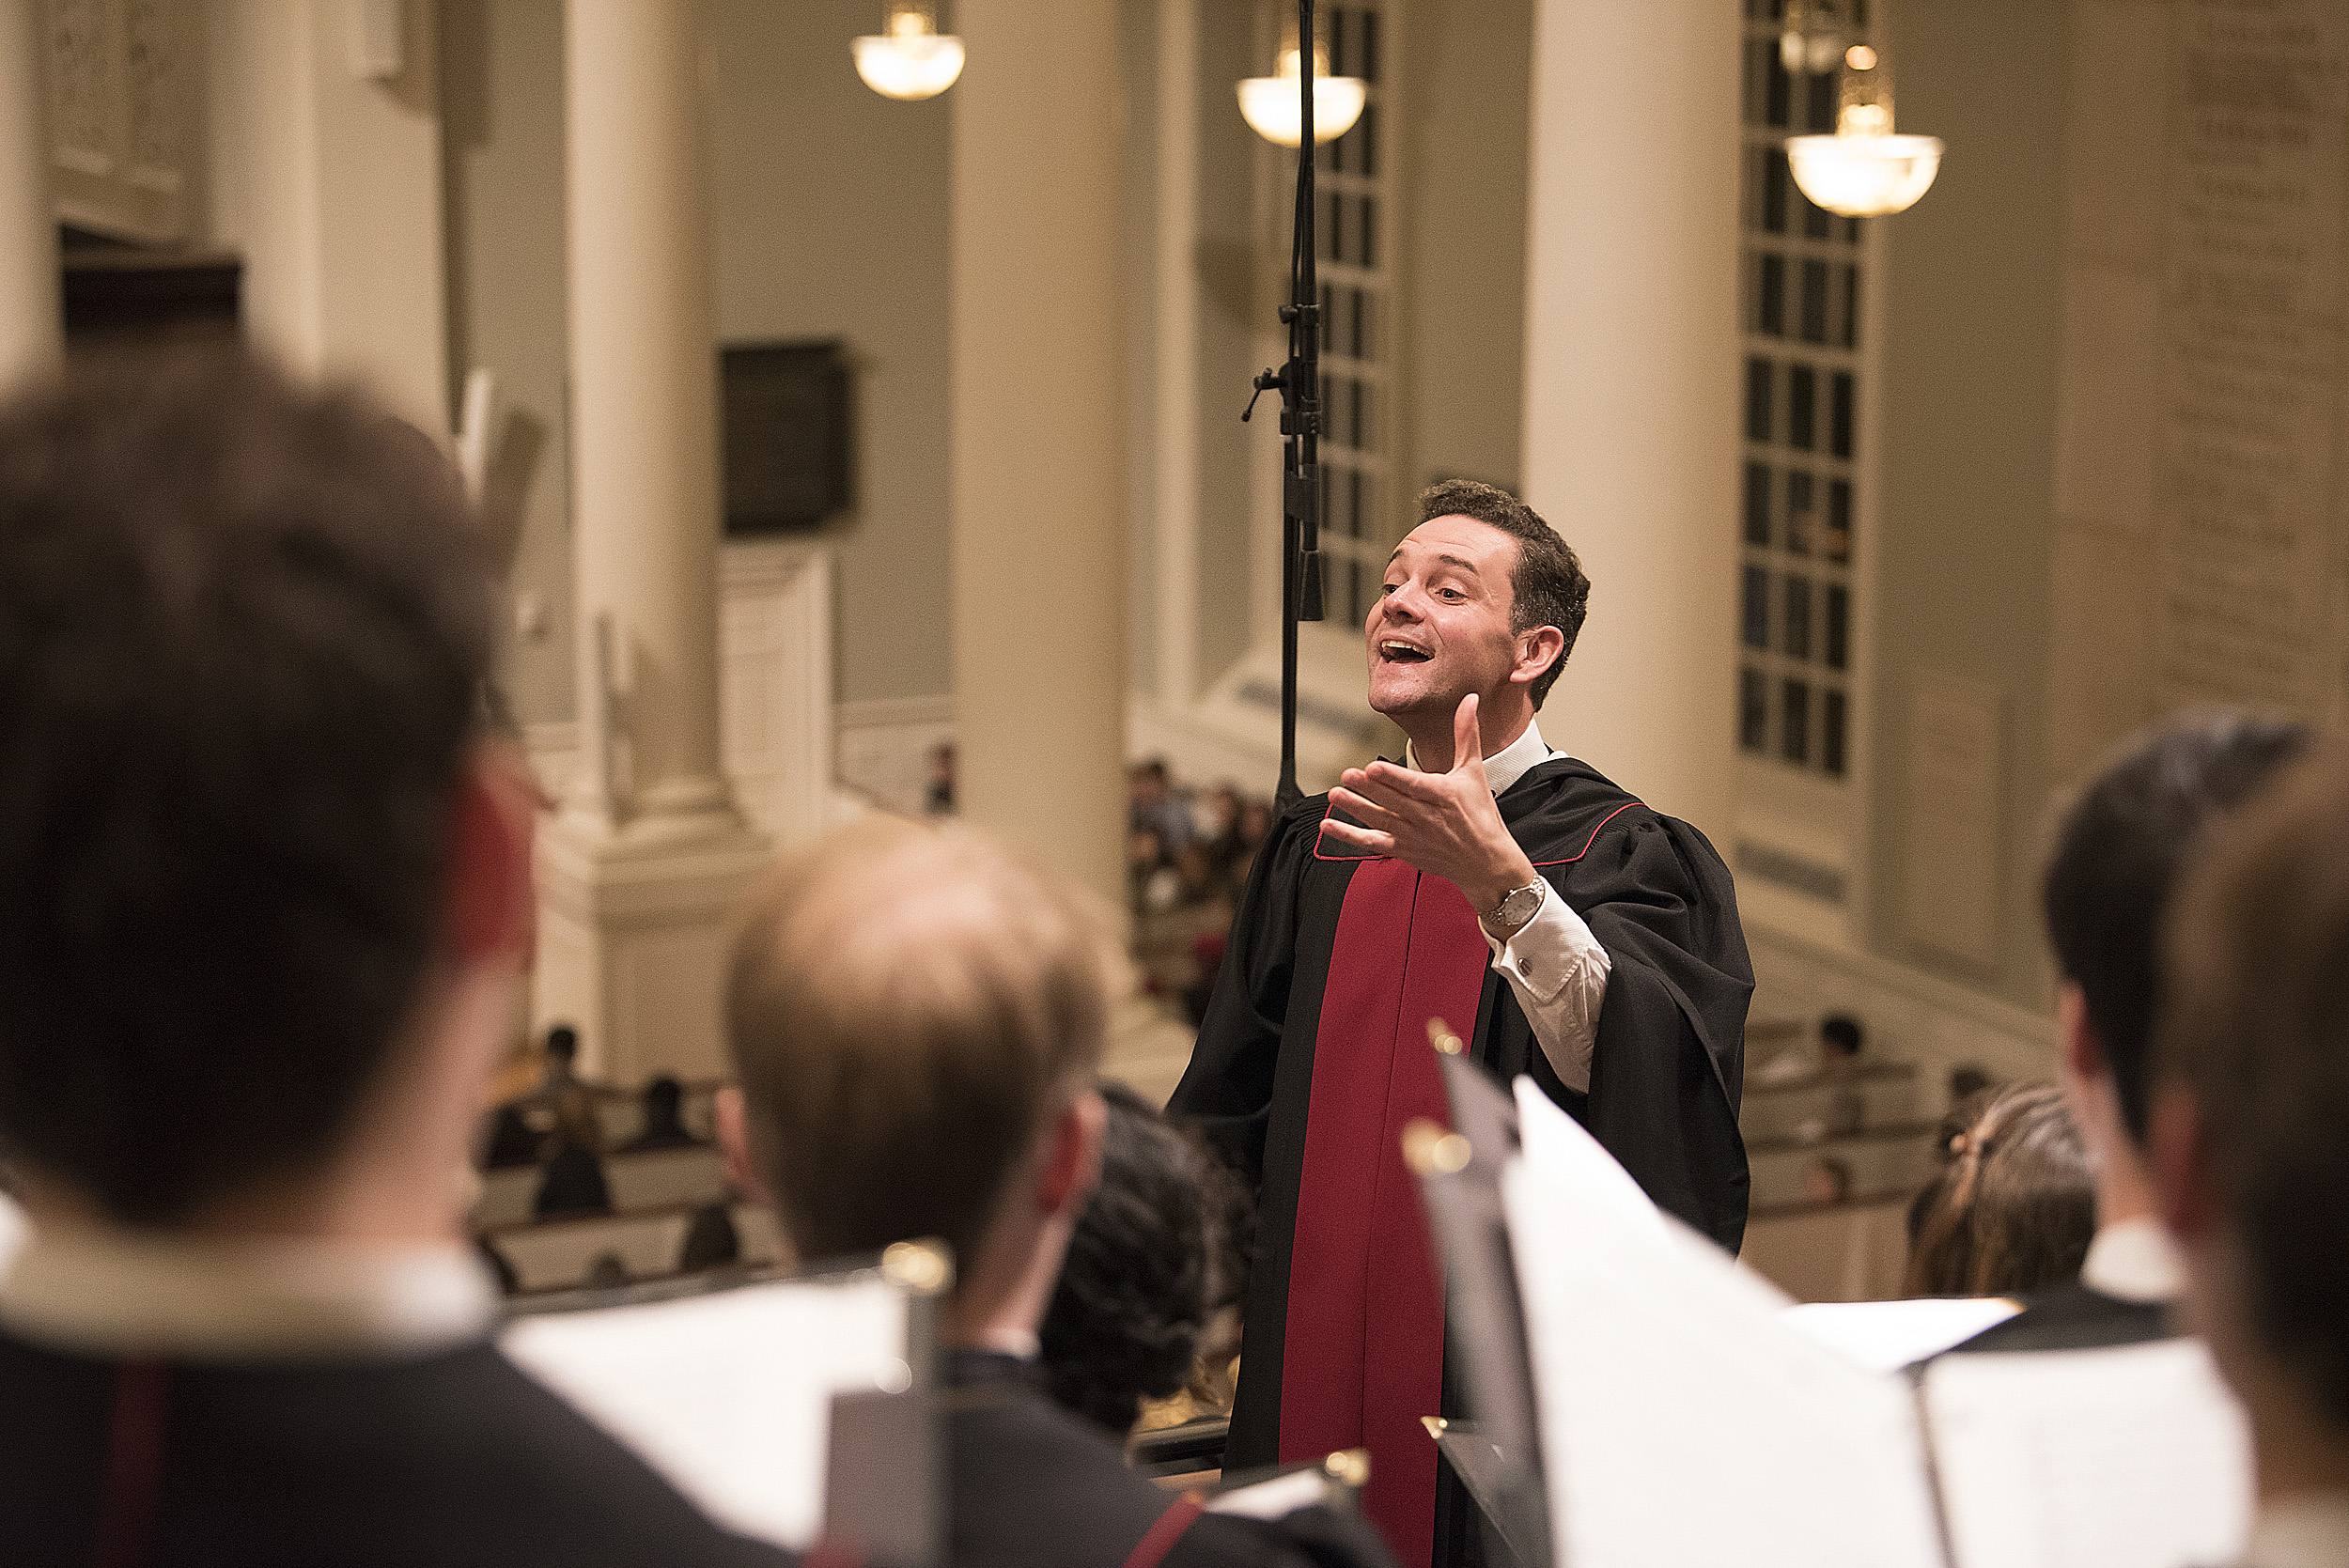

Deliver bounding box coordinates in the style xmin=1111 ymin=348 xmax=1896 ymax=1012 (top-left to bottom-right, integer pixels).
xmin=1785 ymin=44 xmax=1944 ymax=218
xmin=853 ymin=2 xmax=965 ymax=101
xmin=1237 ymin=31 xmax=1365 ymax=147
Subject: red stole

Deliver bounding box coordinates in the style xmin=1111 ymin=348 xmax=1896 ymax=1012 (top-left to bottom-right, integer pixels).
xmin=1279 ymin=857 xmax=1486 ymax=1568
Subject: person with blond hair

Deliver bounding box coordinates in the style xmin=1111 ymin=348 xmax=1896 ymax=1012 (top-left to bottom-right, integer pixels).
xmin=720 ymin=819 xmax=1394 ymax=1568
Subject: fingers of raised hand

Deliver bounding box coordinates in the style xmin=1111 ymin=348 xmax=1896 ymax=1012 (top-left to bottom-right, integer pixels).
xmin=1359 ymin=760 xmax=1445 ymax=803
xmin=1317 ymin=816 xmax=1396 ymax=855
xmin=1328 ymin=785 xmax=1401 ymax=827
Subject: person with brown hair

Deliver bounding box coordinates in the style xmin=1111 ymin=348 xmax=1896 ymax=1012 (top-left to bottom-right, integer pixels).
xmin=0 ymin=350 xmax=789 ymax=1565
xmin=1946 ymin=711 xmax=2309 ymax=1355
xmin=1902 ymin=1084 xmax=2097 ymax=1298
xmin=1171 ymin=478 xmax=1750 ymax=1567
xmin=719 ymin=818 xmax=1396 ymax=1568
xmin=2151 ymin=744 xmax=2349 ymax=1564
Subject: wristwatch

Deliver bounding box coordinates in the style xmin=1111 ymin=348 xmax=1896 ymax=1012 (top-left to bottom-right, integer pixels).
xmin=1486 ymin=878 xmax=1548 ymax=930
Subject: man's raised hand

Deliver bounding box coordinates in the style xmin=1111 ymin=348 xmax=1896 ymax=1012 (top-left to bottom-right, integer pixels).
xmin=1319 ymin=694 xmax=1539 ymax=916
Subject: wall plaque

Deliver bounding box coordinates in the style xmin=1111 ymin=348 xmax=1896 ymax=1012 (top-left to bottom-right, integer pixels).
xmin=722 ymin=340 xmax=853 ymax=535
xmin=2153 ymin=0 xmax=2349 ymax=721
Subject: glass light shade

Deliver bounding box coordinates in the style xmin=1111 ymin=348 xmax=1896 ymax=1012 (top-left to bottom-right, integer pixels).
xmin=1785 ymin=44 xmax=1942 ymax=217
xmin=1237 ymin=48 xmax=1366 ymax=147
xmin=1785 ymin=132 xmax=1943 ymax=216
xmin=852 ymin=7 xmax=964 ymax=101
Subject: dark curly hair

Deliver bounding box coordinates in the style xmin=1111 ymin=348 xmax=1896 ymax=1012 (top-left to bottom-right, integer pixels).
xmin=1416 ymin=478 xmax=1590 ymax=709
xmin=1039 ymin=1081 xmax=1246 ymax=1437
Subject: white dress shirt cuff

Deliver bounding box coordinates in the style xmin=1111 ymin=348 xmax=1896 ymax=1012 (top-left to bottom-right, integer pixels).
xmin=1482 ymin=883 xmax=1611 ymax=1094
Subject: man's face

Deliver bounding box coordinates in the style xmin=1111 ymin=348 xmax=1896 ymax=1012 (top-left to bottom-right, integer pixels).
xmin=1365 ymin=515 xmax=1525 ymax=722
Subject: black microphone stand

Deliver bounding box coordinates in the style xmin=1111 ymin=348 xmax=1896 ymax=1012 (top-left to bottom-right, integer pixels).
xmin=1241 ymin=0 xmax=1324 ymax=815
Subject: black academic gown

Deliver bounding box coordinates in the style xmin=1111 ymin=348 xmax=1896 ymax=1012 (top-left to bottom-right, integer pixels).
xmin=0 ymin=1327 xmax=794 ymax=1567
xmin=1937 ymin=1281 xmax=2174 ymax=1357
xmin=1169 ymin=756 xmax=1751 ymax=1568
xmin=944 ymin=1349 xmax=1397 ymax=1568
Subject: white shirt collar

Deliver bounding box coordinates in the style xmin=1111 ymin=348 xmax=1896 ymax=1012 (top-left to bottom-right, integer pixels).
xmin=2240 ymin=1493 xmax=2349 ymax=1568
xmin=2080 ymin=1216 xmax=2186 ymax=1305
xmin=961 ymin=1327 xmax=1041 ymax=1359
xmin=1404 ymin=716 xmax=1553 ymax=799
xmin=0 ymin=1225 xmax=496 ymax=1360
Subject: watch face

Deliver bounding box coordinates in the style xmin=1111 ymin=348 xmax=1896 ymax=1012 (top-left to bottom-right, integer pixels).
xmin=1500 ymin=884 xmax=1543 ymax=924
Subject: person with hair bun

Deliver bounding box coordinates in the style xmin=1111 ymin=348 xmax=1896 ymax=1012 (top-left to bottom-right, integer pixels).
xmin=1902 ymin=1083 xmax=2096 ymax=1299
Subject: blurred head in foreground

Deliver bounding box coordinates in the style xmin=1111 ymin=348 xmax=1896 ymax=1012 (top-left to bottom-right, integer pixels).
xmin=721 ymin=818 xmax=1111 ymax=1341
xmin=0 ymin=349 xmax=534 ymax=1235
xmin=2042 ymin=712 xmax=2310 ymax=1240
xmin=2153 ymin=745 xmax=2349 ymax=1492
xmin=1902 ymin=1083 xmax=2094 ymax=1298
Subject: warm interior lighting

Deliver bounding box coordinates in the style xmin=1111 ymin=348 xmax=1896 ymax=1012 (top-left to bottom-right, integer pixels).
xmin=1784 ymin=43 xmax=1943 ymax=217
xmin=1779 ymin=0 xmax=1846 ymax=73
xmin=1237 ymin=43 xmax=1366 ymax=147
xmin=852 ymin=3 xmax=964 ymax=101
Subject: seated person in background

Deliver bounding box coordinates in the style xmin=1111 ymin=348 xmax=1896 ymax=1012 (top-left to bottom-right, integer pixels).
xmin=534 ymin=1141 xmax=614 ymax=1220
xmin=677 ymin=1201 xmax=742 ymax=1275
xmin=1799 ymin=1156 xmax=1853 ymax=1207
xmin=621 ymin=1075 xmax=702 ymax=1152
xmin=1039 ymin=1081 xmax=1232 ymax=1439
xmin=510 ymin=1024 xmax=604 ymax=1156
xmin=480 ymin=1101 xmax=543 ymax=1170
xmin=1953 ymin=712 xmax=2309 ymax=1354
xmin=2151 ymin=744 xmax=2349 ymax=1565
xmin=1902 ymin=1084 xmax=2095 ymax=1298
xmin=533 ymin=1085 xmax=615 ymax=1219
xmin=0 ymin=352 xmax=789 ymax=1565
xmin=543 ymin=1024 xmax=585 ymax=1091
xmin=721 ymin=819 xmax=1398 ymax=1568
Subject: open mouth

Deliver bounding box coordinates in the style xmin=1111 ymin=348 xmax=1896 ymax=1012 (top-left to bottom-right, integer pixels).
xmin=1377 ymin=641 xmax=1432 ymax=664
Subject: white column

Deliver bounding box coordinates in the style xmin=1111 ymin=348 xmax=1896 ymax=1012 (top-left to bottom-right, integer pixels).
xmin=1152 ymin=0 xmax=1200 ymax=712
xmin=535 ymin=0 xmax=768 ymax=1084
xmin=211 ymin=0 xmax=448 ymax=435
xmin=0 ymin=0 xmax=60 ymax=386
xmin=950 ymin=0 xmax=1127 ymax=912
xmin=1518 ymin=0 xmax=1740 ymax=846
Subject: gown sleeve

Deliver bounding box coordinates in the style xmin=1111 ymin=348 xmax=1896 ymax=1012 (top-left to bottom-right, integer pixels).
xmin=1165 ymin=799 xmax=1322 ymax=1192
xmin=1549 ymin=809 xmax=1754 ymax=1251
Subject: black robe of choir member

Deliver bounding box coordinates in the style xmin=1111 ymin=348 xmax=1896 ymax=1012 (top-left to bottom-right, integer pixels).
xmin=1941 ymin=1281 xmax=2173 ymax=1357
xmin=1170 ymin=756 xmax=1751 ymax=1566
xmin=0 ymin=1328 xmax=795 ymax=1566
xmin=944 ymin=1348 xmax=1397 ymax=1568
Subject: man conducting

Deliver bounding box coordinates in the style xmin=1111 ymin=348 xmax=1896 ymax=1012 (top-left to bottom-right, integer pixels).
xmin=1170 ymin=479 xmax=1752 ymax=1567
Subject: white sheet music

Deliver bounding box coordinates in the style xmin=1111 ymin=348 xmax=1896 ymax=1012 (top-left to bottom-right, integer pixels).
xmin=1923 ymin=1339 xmax=2253 ymax=1568
xmin=1511 ymin=1076 xmax=1665 ymax=1237
xmin=502 ymin=1275 xmax=909 ymax=1549
xmin=1784 ymin=1297 xmax=2022 ymax=1374
xmin=1502 ymin=1155 xmax=1946 ymax=1568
